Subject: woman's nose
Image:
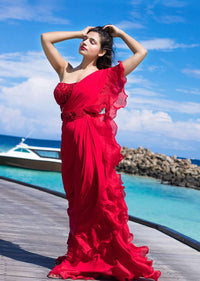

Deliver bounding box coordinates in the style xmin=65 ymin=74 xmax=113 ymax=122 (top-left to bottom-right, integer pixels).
xmin=83 ymin=37 xmax=89 ymax=43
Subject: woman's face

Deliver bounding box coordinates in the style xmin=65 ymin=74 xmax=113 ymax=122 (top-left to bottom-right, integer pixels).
xmin=79 ymin=31 xmax=104 ymax=59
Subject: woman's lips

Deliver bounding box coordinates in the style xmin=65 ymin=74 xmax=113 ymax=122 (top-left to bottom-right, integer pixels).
xmin=80 ymin=46 xmax=86 ymax=50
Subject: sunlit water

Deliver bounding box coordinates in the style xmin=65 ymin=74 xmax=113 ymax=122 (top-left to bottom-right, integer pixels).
xmin=0 ymin=134 xmax=200 ymax=242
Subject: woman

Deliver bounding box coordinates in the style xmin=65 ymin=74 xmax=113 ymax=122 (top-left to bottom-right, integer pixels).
xmin=41 ymin=25 xmax=161 ymax=281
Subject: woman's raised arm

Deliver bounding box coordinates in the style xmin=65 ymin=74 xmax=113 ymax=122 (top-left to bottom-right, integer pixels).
xmin=103 ymin=25 xmax=147 ymax=77
xmin=41 ymin=31 xmax=82 ymax=76
xmin=41 ymin=27 xmax=93 ymax=76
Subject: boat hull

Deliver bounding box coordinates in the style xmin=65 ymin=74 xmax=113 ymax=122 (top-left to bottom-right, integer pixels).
xmin=0 ymin=156 xmax=61 ymax=172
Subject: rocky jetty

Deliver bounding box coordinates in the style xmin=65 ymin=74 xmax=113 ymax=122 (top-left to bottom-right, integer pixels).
xmin=116 ymin=146 xmax=200 ymax=190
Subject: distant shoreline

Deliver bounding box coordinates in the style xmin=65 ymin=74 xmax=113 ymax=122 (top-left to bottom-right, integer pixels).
xmin=0 ymin=134 xmax=200 ymax=189
xmin=0 ymin=133 xmax=200 ymax=163
xmin=117 ymin=146 xmax=200 ymax=190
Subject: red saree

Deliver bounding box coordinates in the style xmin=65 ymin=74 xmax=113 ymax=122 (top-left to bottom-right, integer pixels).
xmin=48 ymin=61 xmax=161 ymax=281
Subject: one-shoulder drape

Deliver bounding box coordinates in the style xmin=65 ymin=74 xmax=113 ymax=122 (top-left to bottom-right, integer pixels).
xmin=48 ymin=61 xmax=161 ymax=281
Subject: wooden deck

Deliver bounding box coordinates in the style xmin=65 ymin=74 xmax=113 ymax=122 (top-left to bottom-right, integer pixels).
xmin=0 ymin=178 xmax=200 ymax=281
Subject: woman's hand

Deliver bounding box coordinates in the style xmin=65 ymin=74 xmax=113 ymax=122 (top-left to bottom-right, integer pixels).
xmin=103 ymin=24 xmax=147 ymax=76
xmin=103 ymin=24 xmax=123 ymax=38
xmin=81 ymin=26 xmax=95 ymax=38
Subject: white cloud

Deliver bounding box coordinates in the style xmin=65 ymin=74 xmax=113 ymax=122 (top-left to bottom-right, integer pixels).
xmin=182 ymin=69 xmax=200 ymax=79
xmin=0 ymin=76 xmax=62 ymax=138
xmin=127 ymin=95 xmax=200 ymax=114
xmin=116 ymin=109 xmax=200 ymax=141
xmin=147 ymin=65 xmax=161 ymax=72
xmin=156 ymin=15 xmax=185 ymax=24
xmin=0 ymin=51 xmax=63 ymax=138
xmin=126 ymin=75 xmax=155 ymax=87
xmin=1 ymin=77 xmax=56 ymax=115
xmin=115 ymin=43 xmax=131 ymax=50
xmin=0 ymin=50 xmax=90 ymax=139
xmin=0 ymin=104 xmax=26 ymax=131
xmin=0 ymin=51 xmax=56 ymax=80
xmin=176 ymin=88 xmax=200 ymax=95
xmin=162 ymin=0 xmax=187 ymax=8
xmin=0 ymin=0 xmax=69 ymax=24
xmin=131 ymin=0 xmax=143 ymax=5
xmin=141 ymin=39 xmax=198 ymax=50
xmin=116 ymin=39 xmax=198 ymax=51
xmin=126 ymin=87 xmax=164 ymax=97
xmin=131 ymin=0 xmax=187 ymax=24
xmin=116 ymin=20 xmax=145 ymax=30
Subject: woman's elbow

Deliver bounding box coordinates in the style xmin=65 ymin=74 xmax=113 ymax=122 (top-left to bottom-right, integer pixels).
xmin=142 ymin=48 xmax=148 ymax=56
xmin=41 ymin=33 xmax=48 ymax=42
xmin=41 ymin=33 xmax=45 ymax=42
xmin=140 ymin=48 xmax=147 ymax=60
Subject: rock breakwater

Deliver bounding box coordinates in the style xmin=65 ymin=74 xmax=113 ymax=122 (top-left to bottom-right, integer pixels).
xmin=116 ymin=146 xmax=200 ymax=190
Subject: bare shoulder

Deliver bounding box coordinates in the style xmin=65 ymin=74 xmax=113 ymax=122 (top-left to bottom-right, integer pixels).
xmin=59 ymin=61 xmax=73 ymax=80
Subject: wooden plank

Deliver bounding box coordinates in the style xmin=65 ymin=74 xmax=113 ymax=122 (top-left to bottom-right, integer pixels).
xmin=0 ymin=178 xmax=200 ymax=281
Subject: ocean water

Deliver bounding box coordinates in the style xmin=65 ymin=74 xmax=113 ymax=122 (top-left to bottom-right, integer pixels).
xmin=0 ymin=134 xmax=200 ymax=242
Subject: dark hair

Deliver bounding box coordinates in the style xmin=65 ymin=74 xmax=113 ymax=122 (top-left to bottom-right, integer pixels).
xmin=87 ymin=26 xmax=115 ymax=69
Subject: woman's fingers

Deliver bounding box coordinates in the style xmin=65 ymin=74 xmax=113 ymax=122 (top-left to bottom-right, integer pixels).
xmin=103 ymin=24 xmax=122 ymax=37
xmin=81 ymin=26 xmax=94 ymax=37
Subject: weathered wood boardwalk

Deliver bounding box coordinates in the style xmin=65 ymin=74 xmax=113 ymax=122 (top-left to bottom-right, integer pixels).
xmin=0 ymin=178 xmax=200 ymax=281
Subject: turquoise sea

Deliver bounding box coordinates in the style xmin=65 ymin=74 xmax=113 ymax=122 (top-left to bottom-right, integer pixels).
xmin=0 ymin=134 xmax=200 ymax=242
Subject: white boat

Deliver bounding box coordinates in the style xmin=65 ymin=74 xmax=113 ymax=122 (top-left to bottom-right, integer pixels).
xmin=0 ymin=138 xmax=61 ymax=172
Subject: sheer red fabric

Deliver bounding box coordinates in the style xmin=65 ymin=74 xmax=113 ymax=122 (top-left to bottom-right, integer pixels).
xmin=48 ymin=61 xmax=161 ymax=281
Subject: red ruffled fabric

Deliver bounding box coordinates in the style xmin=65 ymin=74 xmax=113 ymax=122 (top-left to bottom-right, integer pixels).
xmin=49 ymin=61 xmax=161 ymax=281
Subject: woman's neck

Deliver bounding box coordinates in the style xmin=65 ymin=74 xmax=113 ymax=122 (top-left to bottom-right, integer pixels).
xmin=78 ymin=57 xmax=98 ymax=71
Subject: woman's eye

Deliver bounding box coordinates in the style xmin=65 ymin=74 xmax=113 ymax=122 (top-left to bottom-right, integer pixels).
xmin=90 ymin=39 xmax=95 ymax=44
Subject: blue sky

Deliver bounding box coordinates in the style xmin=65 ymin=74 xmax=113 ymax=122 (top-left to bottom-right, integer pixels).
xmin=0 ymin=0 xmax=200 ymax=159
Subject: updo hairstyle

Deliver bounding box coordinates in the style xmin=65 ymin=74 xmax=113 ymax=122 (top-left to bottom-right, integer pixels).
xmin=87 ymin=26 xmax=115 ymax=69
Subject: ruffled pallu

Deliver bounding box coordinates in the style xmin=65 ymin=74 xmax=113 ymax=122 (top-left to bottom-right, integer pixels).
xmin=49 ymin=61 xmax=161 ymax=280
